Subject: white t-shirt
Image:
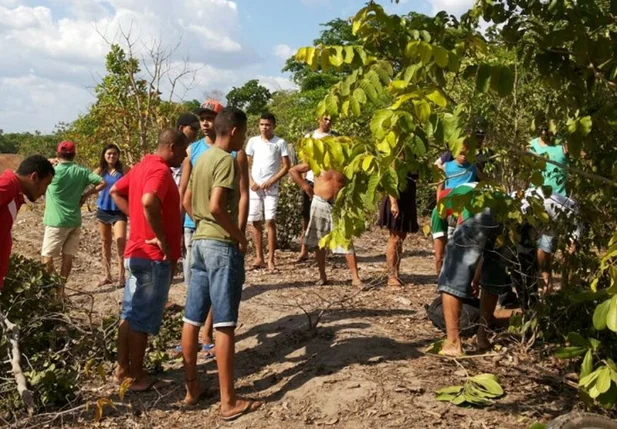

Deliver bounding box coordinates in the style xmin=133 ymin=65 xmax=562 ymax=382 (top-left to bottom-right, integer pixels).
xmin=304 ymin=129 xmax=331 ymax=183
xmin=246 ymin=135 xmax=289 ymax=185
xmin=519 ymin=188 xmax=583 ymax=240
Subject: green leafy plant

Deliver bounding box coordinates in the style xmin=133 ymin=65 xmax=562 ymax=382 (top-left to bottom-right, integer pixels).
xmin=435 ymin=373 xmax=505 ymax=406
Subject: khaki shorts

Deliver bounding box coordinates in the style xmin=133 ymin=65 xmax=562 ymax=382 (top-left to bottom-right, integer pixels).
xmin=41 ymin=226 xmax=81 ymax=257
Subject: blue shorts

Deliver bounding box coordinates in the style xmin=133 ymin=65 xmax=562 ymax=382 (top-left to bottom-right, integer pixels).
xmin=437 ymin=210 xmax=511 ymax=299
xmin=121 ymin=258 xmax=172 ymax=335
xmin=537 ymin=234 xmax=555 ymax=254
xmin=183 ymin=239 xmax=245 ymax=329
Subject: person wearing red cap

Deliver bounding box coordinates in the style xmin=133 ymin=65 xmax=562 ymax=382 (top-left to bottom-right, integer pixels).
xmin=1 ymin=156 xmax=55 ymax=291
xmin=41 ymin=141 xmax=106 ymax=291
xmin=178 ymin=100 xmax=250 ymax=356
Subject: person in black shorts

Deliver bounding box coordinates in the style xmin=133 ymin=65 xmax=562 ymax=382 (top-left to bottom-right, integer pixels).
xmin=94 ymin=144 xmax=128 ymax=287
xmin=378 ymin=173 xmax=419 ymax=286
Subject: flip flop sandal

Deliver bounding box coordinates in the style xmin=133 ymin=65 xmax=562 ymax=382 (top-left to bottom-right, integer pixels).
xmin=221 ymin=400 xmax=261 ymax=422
xmin=201 ymin=343 xmax=215 ymax=359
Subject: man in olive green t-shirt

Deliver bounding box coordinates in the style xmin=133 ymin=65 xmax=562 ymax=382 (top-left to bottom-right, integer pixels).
xmin=42 ymin=141 xmax=106 ymax=287
xmin=180 ymin=107 xmax=261 ymax=419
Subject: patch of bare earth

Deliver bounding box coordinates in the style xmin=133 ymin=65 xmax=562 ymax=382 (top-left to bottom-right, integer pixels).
xmin=10 ymin=205 xmax=583 ymax=429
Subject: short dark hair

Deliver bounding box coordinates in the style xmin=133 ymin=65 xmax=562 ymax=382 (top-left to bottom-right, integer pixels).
xmin=16 ymin=155 xmax=55 ymax=179
xmin=260 ymin=112 xmax=276 ymax=125
xmin=59 ymin=151 xmax=75 ymax=161
xmin=215 ymin=107 xmax=248 ymax=136
xmin=159 ymin=128 xmax=188 ymax=147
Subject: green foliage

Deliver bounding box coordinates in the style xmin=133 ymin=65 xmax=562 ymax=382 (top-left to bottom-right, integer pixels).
xmin=435 ymin=373 xmax=505 ymax=406
xmin=276 ymin=178 xmax=304 ymax=250
xmin=226 ymin=79 xmax=272 ymax=116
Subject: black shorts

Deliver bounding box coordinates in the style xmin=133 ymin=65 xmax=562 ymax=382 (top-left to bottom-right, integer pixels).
xmin=302 ymin=181 xmax=314 ymax=222
xmin=96 ymin=208 xmax=127 ymax=225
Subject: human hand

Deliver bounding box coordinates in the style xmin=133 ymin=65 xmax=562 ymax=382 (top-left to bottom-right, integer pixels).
xmin=145 ymin=237 xmax=170 ymax=260
xmin=79 ymin=194 xmax=88 ymax=207
xmin=262 ymin=178 xmax=276 ymax=190
xmin=390 ymin=201 xmax=400 ymax=219
xmin=250 ymin=182 xmax=260 ymax=192
xmin=471 ymin=279 xmax=480 ymax=297
xmin=238 ymin=237 xmax=249 ymax=255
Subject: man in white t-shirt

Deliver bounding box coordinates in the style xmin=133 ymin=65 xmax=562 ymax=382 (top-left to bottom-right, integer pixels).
xmin=297 ymin=115 xmax=335 ymax=263
xmin=246 ymin=113 xmax=290 ymax=272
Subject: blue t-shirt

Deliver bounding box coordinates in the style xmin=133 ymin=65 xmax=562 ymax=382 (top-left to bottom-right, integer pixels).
xmin=444 ymin=160 xmax=477 ymax=189
xmin=184 ymin=139 xmax=237 ymax=229
xmin=97 ymin=169 xmax=123 ymax=212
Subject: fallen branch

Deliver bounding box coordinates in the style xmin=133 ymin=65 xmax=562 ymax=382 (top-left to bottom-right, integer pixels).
xmin=0 ymin=307 xmax=35 ymax=416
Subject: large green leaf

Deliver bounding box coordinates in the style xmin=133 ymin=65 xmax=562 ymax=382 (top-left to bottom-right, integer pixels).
xmin=596 ymin=367 xmax=612 ymax=395
xmin=581 ymin=350 xmax=594 ymax=379
xmin=476 ymin=64 xmax=492 ymax=93
xmin=426 ymin=89 xmax=447 ymax=107
xmin=413 ymin=100 xmax=431 ymax=123
xmin=344 ymin=46 xmax=355 ymax=64
xmin=433 ymin=46 xmax=449 ymax=68
xmin=491 ymin=65 xmax=514 ymax=97
xmin=353 ymin=88 xmax=367 ymax=105
xmin=607 ymin=294 xmax=617 ymax=332
xmin=418 ymin=42 xmax=433 ymax=65
xmin=370 ymin=109 xmax=394 ymax=140
xmin=593 ymin=299 xmax=610 ymax=330
xmin=555 ymin=346 xmax=588 ymax=359
xmin=471 ymin=374 xmax=504 ymax=396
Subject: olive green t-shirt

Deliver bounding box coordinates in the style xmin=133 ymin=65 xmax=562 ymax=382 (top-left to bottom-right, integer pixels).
xmin=43 ymin=161 xmax=103 ymax=228
xmin=191 ymin=146 xmax=239 ymax=243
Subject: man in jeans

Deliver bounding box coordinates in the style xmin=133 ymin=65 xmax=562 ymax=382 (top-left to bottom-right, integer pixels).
xmin=110 ymin=129 xmax=188 ymax=391
xmin=42 ymin=141 xmax=106 ymax=290
xmin=180 ymin=107 xmax=261 ymax=419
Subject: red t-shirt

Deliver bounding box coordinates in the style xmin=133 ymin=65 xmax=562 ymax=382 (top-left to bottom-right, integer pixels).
xmin=0 ymin=170 xmax=25 ymax=289
xmin=114 ymin=155 xmax=181 ymax=261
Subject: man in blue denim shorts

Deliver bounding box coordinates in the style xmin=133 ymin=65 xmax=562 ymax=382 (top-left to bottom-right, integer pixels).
xmin=110 ymin=129 xmax=188 ymax=391
xmin=180 ymin=107 xmax=261 ymax=420
xmin=437 ymin=184 xmax=512 ymax=357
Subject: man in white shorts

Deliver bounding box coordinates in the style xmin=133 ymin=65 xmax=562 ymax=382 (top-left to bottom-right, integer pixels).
xmin=42 ymin=141 xmax=106 ymax=292
xmin=246 ymin=113 xmax=290 ymax=272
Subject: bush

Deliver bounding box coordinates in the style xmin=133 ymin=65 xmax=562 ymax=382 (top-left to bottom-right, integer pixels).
xmin=276 ymin=178 xmax=304 ymax=250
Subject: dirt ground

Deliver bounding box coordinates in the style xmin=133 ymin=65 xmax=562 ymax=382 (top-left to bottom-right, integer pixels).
xmin=9 ymin=204 xmax=586 ymax=429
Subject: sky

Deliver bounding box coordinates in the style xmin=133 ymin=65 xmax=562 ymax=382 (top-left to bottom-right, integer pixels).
xmin=0 ymin=0 xmax=475 ymax=133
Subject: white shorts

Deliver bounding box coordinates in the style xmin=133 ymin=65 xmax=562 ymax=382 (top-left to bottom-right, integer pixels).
xmin=248 ymin=187 xmax=279 ymax=222
xmin=41 ymin=226 xmax=81 ymax=257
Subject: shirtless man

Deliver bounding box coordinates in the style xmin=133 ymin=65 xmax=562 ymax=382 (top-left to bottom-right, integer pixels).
xmin=289 ymin=164 xmax=361 ymax=286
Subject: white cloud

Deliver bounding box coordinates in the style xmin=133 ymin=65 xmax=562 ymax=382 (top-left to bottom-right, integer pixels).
xmin=0 ymin=0 xmax=298 ymax=133
xmin=429 ymin=0 xmax=475 ymax=16
xmin=273 ymin=44 xmax=295 ymax=60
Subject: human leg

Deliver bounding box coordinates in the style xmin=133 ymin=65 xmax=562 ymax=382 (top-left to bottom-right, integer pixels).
xmin=537 ymin=234 xmax=555 ymax=293
xmin=344 ymin=251 xmax=362 ymax=286
xmin=182 ymin=228 xmax=195 ymax=284
xmin=114 ymin=220 xmax=127 ymax=284
xmin=265 ymin=220 xmax=277 ymax=271
xmin=476 ymin=290 xmax=499 ymax=351
xmin=316 ymin=249 xmax=327 ymax=284
xmin=441 ymin=292 xmax=463 ymax=356
xmin=60 ymin=227 xmax=81 ymax=282
xmin=264 ymin=190 xmax=279 ymax=271
xmin=386 ymin=230 xmax=406 ymax=286
xmin=248 ymin=189 xmax=266 ymax=268
xmin=98 ymin=221 xmax=113 ymax=285
xmin=200 ymin=309 xmax=214 ymax=347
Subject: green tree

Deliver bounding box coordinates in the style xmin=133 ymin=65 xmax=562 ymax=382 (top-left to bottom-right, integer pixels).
xmin=226 ymin=79 xmax=272 ymax=115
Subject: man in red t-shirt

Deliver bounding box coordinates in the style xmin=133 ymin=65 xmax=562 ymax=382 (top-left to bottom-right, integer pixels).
xmin=0 ymin=155 xmax=55 ymax=290
xmin=110 ymin=129 xmax=188 ymax=391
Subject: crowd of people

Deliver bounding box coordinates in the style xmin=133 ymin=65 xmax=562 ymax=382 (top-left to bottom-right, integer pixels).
xmin=0 ymin=100 xmax=582 ymax=419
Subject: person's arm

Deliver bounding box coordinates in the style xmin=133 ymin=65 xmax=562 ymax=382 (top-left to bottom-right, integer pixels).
xmin=210 ymin=187 xmax=248 ymax=252
xmin=236 ymin=150 xmax=250 ymax=234
xmin=436 ymin=181 xmax=444 ymax=203
xmin=263 ymin=155 xmax=291 ymax=189
xmin=178 ymin=146 xmax=193 ymax=212
xmin=142 ymin=193 xmax=170 ymax=260
xmin=81 ymin=171 xmax=107 ymax=206
xmin=110 ymin=173 xmax=131 ymax=216
xmin=183 ymin=186 xmax=193 ymax=221
xmin=289 ymin=163 xmax=314 ymax=198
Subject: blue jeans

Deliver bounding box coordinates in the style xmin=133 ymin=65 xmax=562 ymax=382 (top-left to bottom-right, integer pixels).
xmin=183 ymin=239 xmax=245 ymax=328
xmin=183 ymin=228 xmax=195 ymax=283
xmin=438 ymin=210 xmax=511 ymax=299
xmin=121 ymin=258 xmax=172 ymax=335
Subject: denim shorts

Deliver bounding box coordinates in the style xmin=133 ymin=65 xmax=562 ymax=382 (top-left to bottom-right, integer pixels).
xmin=183 ymin=239 xmax=245 ymax=329
xmin=121 ymin=258 xmax=172 ymax=335
xmin=537 ymin=234 xmax=555 ymax=254
xmin=437 ymin=210 xmax=511 ymax=299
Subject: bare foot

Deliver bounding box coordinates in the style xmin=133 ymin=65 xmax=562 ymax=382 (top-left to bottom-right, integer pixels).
xmin=387 ymin=276 xmax=404 ymax=287
xmin=251 ymin=260 xmax=267 ymax=270
xmin=439 ymin=340 xmax=464 ymax=357
xmin=267 ymin=262 xmax=279 ymax=274
xmin=184 ymin=378 xmax=207 ymax=406
xmin=295 ymin=253 xmax=309 ymax=263
xmin=98 ymin=277 xmax=113 ymax=287
xmin=129 ymin=375 xmax=159 ymax=392
xmin=117 ymin=277 xmax=126 ymax=287
xmin=316 ymin=278 xmax=330 ymax=286
xmin=351 ymin=278 xmax=363 ymax=287
xmin=221 ymin=398 xmax=262 ymax=421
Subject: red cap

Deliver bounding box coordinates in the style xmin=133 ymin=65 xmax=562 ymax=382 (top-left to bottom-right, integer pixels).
xmin=57 ymin=141 xmax=76 ymax=155
xmin=196 ymin=99 xmax=224 ymax=115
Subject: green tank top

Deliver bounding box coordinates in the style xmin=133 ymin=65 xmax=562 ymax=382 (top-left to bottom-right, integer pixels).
xmin=530 ymin=138 xmax=568 ymax=196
